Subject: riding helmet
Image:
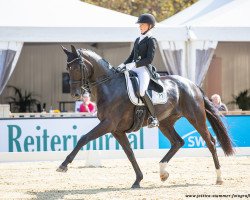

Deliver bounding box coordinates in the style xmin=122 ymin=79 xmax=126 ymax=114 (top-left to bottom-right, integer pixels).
xmin=136 ymin=13 xmax=156 ymax=27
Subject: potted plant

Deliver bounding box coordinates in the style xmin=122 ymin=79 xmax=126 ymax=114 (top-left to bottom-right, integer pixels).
xmin=6 ymin=86 xmax=40 ymax=113
xmin=230 ymin=89 xmax=250 ymax=110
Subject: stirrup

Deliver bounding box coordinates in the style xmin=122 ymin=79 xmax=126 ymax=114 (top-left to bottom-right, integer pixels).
xmin=148 ymin=116 xmax=159 ymax=128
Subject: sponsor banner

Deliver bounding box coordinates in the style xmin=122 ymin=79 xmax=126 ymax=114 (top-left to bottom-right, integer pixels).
xmin=0 ymin=118 xmax=158 ymax=152
xmin=159 ymin=116 xmax=250 ymax=149
xmin=1 ymin=115 xmax=249 ymax=153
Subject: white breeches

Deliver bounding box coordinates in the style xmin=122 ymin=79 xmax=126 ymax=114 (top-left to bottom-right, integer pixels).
xmin=131 ymin=66 xmax=150 ymax=97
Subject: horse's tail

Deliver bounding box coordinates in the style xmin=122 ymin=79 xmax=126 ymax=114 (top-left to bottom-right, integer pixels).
xmin=202 ymin=91 xmax=234 ymax=156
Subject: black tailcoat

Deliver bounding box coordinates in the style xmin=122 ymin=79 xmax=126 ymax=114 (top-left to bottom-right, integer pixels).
xmin=124 ymin=36 xmax=157 ymax=67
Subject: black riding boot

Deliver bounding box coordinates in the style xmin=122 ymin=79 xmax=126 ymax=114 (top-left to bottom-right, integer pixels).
xmin=141 ymin=92 xmax=159 ymax=128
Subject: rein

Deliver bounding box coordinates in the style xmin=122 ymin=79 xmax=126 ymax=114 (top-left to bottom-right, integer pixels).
xmin=67 ymin=55 xmax=118 ymax=93
xmin=83 ymin=75 xmax=113 ymax=90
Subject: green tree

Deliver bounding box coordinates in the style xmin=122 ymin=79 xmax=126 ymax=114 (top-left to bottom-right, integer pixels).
xmin=81 ymin=0 xmax=197 ymax=22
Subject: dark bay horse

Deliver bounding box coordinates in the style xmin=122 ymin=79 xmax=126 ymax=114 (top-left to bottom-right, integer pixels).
xmin=57 ymin=45 xmax=234 ymax=188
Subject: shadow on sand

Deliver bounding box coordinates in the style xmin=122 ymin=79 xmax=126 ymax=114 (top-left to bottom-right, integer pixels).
xmin=27 ymin=183 xmax=207 ymax=200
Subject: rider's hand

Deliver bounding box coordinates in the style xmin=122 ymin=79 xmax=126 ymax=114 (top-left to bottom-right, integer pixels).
xmin=117 ymin=63 xmax=126 ymax=72
xmin=117 ymin=63 xmax=125 ymax=69
xmin=125 ymin=62 xmax=135 ymax=70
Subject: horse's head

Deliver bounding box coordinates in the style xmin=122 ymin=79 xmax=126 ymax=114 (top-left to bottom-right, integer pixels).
xmin=62 ymin=45 xmax=93 ymax=100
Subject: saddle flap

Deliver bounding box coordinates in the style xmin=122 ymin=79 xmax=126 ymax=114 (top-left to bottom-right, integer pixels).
xmin=129 ymin=70 xmax=164 ymax=94
xmin=124 ymin=71 xmax=167 ymax=106
xmin=128 ymin=71 xmax=140 ymax=98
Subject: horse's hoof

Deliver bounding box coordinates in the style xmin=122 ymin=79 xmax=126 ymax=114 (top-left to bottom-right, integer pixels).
xmin=216 ymin=180 xmax=224 ymax=185
xmin=131 ymin=184 xmax=140 ymax=189
xmin=56 ymin=165 xmax=68 ymax=173
xmin=160 ymin=172 xmax=169 ymax=182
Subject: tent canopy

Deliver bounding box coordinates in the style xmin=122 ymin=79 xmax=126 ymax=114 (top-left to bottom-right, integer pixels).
xmin=0 ymin=0 xmax=185 ymax=42
xmin=162 ymin=0 xmax=250 ymax=41
xmin=0 ymin=0 xmax=138 ymax=42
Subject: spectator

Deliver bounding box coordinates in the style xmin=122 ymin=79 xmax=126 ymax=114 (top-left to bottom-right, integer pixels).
xmin=211 ymin=94 xmax=228 ymax=112
xmin=79 ymin=92 xmax=96 ymax=113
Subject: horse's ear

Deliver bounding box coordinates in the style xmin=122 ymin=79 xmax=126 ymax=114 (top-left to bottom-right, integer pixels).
xmin=71 ymin=45 xmax=78 ymax=55
xmin=61 ymin=45 xmax=70 ymax=55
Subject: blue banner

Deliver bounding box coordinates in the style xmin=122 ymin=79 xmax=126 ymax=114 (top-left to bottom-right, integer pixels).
xmin=159 ymin=115 xmax=250 ymax=149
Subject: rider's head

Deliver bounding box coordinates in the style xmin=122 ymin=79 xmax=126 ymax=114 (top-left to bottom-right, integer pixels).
xmin=136 ymin=13 xmax=156 ymax=34
xmin=82 ymin=92 xmax=90 ymax=101
xmin=211 ymin=94 xmax=222 ymax=106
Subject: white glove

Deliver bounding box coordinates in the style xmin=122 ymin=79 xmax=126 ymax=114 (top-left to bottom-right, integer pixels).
xmin=125 ymin=62 xmax=135 ymax=70
xmin=117 ymin=63 xmax=125 ymax=69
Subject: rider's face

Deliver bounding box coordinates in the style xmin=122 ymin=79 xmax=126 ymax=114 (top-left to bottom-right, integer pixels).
xmin=139 ymin=23 xmax=150 ymax=34
xmin=212 ymin=96 xmax=220 ymax=105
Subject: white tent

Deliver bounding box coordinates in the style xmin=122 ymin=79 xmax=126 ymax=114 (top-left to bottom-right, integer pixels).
xmin=0 ymin=0 xmax=185 ymax=95
xmin=160 ymin=0 xmax=250 ymax=86
xmin=0 ymin=0 xmax=185 ymax=43
xmin=188 ymin=0 xmax=250 ymax=41
xmin=0 ymin=0 xmax=139 ymax=43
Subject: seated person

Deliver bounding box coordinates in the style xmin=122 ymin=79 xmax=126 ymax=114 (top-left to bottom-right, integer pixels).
xmin=211 ymin=94 xmax=228 ymax=112
xmin=75 ymin=100 xmax=83 ymax=112
xmin=79 ymin=92 xmax=96 ymax=113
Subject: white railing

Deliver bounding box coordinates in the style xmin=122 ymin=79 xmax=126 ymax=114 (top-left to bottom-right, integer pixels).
xmin=7 ymin=110 xmax=250 ymax=118
xmin=8 ymin=112 xmax=95 ymax=118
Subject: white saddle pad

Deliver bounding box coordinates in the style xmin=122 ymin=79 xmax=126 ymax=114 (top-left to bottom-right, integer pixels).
xmin=124 ymin=71 xmax=167 ymax=106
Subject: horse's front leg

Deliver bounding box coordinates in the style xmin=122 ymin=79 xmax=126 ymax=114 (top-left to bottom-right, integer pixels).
xmin=113 ymin=132 xmax=143 ymax=188
xmin=57 ymin=119 xmax=112 ymax=172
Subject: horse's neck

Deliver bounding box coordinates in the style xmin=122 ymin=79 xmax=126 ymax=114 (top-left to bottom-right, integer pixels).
xmin=89 ymin=62 xmax=115 ymax=101
xmin=91 ymin=72 xmax=124 ymax=107
xmin=92 ymin=64 xmax=113 ymax=81
xmin=82 ymin=50 xmax=117 ymax=101
xmin=82 ymin=52 xmax=113 ymax=82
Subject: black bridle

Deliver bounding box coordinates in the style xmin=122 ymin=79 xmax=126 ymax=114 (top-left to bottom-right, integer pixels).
xmin=66 ymin=54 xmax=116 ymax=95
xmin=67 ymin=56 xmax=90 ymax=94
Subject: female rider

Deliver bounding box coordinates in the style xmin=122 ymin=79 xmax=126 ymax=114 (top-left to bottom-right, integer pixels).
xmin=118 ymin=13 xmax=159 ymax=128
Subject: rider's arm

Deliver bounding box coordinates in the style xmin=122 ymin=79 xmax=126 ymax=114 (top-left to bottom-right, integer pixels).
xmin=124 ymin=46 xmax=134 ymax=65
xmin=135 ymin=37 xmax=157 ymax=67
xmin=124 ymin=38 xmax=139 ymax=64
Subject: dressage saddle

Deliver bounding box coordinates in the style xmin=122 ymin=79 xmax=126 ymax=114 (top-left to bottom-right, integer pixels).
xmin=128 ymin=70 xmax=163 ymax=98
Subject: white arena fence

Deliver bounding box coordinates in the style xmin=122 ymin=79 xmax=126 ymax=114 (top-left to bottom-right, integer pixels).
xmin=0 ymin=116 xmax=249 ymax=163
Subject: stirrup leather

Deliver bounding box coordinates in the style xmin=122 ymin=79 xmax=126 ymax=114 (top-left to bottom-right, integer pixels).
xmin=141 ymin=92 xmax=159 ymax=128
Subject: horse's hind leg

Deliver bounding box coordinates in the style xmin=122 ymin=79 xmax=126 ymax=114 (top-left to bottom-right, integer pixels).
xmin=112 ymin=132 xmax=143 ymax=188
xmin=187 ymin=114 xmax=223 ymax=185
xmin=209 ymin=134 xmax=223 ymax=185
xmin=158 ymin=118 xmax=184 ymax=182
